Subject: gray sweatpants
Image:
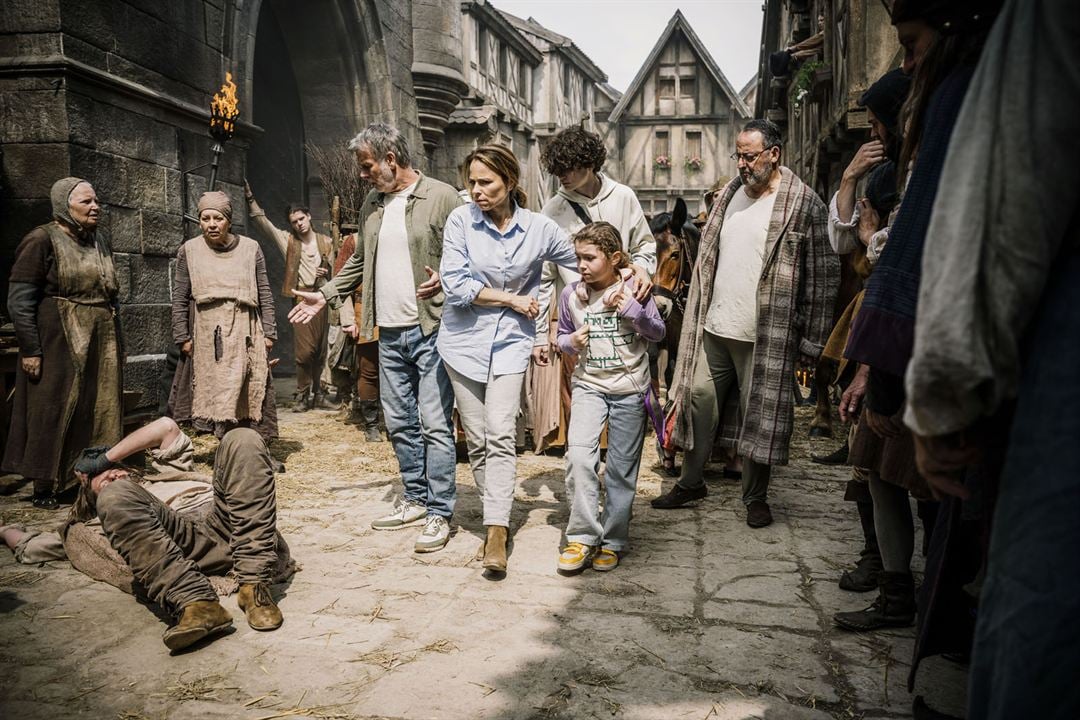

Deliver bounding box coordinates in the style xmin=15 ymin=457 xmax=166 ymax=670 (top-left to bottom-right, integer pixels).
xmin=95 ymin=428 xmax=278 ymax=612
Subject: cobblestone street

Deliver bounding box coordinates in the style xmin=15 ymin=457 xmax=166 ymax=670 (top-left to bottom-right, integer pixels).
xmin=0 ymin=399 xmax=964 ymax=719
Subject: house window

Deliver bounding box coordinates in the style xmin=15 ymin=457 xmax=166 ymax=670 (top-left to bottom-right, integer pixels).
xmin=655 ymin=130 xmax=670 ymax=164
xmin=499 ymin=45 xmax=509 ymax=84
xmin=658 ymin=77 xmax=676 ymax=98
xmin=478 ymin=27 xmax=489 ymax=69
xmin=686 ymin=131 xmax=702 ymax=160
xmin=678 ymin=73 xmax=697 ymax=113
xmin=519 ymin=63 xmax=531 ymax=103
xmin=679 ymin=75 xmax=696 ymax=100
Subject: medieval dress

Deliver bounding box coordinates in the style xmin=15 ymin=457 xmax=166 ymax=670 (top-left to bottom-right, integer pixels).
xmin=3 ymin=177 xmax=123 ymax=496
xmin=168 ymin=233 xmax=277 ymax=438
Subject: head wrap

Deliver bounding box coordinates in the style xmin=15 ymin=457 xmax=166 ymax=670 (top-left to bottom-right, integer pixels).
xmin=50 ymin=177 xmax=92 ymax=229
xmin=197 ymin=191 xmax=233 ymax=221
xmin=858 ymin=68 xmax=911 ymax=141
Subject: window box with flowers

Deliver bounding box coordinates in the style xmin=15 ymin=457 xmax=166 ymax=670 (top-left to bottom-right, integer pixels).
xmin=654 ymin=155 xmax=671 ymax=170
xmin=685 ymin=156 xmax=703 ymax=173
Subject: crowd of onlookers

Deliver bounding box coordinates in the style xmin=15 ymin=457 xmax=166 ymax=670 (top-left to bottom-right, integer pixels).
xmin=3 ymin=0 xmax=1077 ymax=715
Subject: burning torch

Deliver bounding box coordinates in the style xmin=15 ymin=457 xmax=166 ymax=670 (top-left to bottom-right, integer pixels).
xmin=208 ymin=72 xmax=239 ymax=190
xmin=182 ymin=73 xmax=240 ymax=228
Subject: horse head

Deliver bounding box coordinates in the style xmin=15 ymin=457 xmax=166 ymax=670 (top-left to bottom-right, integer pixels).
xmin=651 ymin=198 xmax=700 ymax=274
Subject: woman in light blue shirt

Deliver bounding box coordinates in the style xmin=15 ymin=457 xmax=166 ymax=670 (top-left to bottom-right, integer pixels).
xmin=438 ymin=144 xmax=577 ymax=576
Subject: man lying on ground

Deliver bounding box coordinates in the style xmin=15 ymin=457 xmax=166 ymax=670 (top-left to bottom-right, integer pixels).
xmin=1 ymin=417 xmax=292 ymax=652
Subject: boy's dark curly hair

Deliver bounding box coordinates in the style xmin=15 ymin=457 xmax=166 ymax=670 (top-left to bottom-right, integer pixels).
xmin=541 ymin=126 xmax=607 ymax=176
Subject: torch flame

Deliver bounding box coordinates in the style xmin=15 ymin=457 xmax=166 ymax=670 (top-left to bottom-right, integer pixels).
xmin=211 ymin=72 xmax=239 ymax=120
xmin=209 ymin=72 xmax=239 ymax=142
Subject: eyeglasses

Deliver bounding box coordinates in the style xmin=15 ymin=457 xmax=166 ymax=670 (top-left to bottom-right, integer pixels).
xmin=730 ymin=146 xmax=777 ymax=164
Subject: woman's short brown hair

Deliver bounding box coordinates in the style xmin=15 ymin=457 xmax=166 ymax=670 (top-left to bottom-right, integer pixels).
xmin=541 ymin=126 xmax=607 ymax=176
xmin=464 ymin=144 xmax=528 ymax=208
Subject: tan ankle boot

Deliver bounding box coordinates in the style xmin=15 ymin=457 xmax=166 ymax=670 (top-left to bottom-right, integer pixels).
xmin=162 ymin=600 xmax=233 ymax=651
xmin=238 ymin=582 xmax=283 ymax=631
xmin=482 ymin=525 xmax=508 ymax=572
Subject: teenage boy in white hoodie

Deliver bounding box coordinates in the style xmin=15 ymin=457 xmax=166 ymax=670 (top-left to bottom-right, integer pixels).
xmin=532 ymin=126 xmax=656 ymax=366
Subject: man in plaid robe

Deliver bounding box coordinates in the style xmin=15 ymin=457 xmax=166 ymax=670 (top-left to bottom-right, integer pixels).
xmin=652 ymin=119 xmax=840 ymax=528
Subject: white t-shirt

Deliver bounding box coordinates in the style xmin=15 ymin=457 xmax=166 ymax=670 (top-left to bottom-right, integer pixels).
xmin=374 ymin=180 xmax=420 ymax=327
xmin=297 ymin=238 xmax=320 ymax=288
xmin=704 ymin=187 xmax=778 ymax=341
xmin=564 ymin=282 xmax=653 ymax=396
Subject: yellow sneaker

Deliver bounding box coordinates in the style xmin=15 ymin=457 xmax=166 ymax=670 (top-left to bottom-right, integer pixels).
xmin=591 ymin=548 xmax=620 ymax=572
xmin=557 ymin=542 xmax=595 ymax=572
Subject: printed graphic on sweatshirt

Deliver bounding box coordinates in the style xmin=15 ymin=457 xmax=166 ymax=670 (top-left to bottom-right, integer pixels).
xmin=584 ymin=308 xmax=634 ymax=370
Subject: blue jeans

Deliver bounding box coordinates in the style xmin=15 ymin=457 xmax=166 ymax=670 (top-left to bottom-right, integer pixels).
xmin=378 ymin=326 xmax=457 ymax=518
xmin=564 ymin=383 xmax=646 ymax=551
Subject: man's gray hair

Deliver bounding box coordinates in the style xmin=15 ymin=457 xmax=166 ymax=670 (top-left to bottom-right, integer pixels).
xmin=348 ymin=122 xmax=412 ymax=168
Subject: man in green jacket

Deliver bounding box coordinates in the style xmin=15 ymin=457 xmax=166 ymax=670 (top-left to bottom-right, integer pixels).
xmin=290 ymin=123 xmax=462 ymax=554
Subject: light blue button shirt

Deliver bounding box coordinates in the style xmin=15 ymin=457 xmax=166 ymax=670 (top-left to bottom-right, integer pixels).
xmin=438 ymin=202 xmax=578 ymax=383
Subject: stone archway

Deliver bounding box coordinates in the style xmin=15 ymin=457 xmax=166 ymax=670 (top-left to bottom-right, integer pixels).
xmin=230 ymin=0 xmax=399 ymax=376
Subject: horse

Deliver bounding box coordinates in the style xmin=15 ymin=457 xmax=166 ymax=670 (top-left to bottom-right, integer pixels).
xmin=649 ymin=198 xmax=701 ymax=394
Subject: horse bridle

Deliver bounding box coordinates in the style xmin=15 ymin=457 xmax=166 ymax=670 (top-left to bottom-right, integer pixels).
xmin=652 ymin=232 xmax=693 ymax=315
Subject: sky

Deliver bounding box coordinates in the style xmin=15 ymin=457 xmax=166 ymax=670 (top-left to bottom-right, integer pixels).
xmin=489 ymin=0 xmax=764 ymax=95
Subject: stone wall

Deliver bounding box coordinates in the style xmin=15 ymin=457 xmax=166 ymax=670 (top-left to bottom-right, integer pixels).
xmin=0 ymin=0 xmax=426 ymax=412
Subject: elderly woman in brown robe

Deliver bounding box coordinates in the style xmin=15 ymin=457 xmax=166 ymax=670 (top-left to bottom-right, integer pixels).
xmin=3 ymin=177 xmax=123 ymax=508
xmin=168 ymin=191 xmax=278 ymax=439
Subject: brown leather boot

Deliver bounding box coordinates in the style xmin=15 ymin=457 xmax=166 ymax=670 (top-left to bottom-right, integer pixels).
xmin=162 ymin=600 xmax=233 ymax=651
xmin=238 ymin=583 xmax=283 ymax=631
xmin=482 ymin=525 xmax=508 ymax=572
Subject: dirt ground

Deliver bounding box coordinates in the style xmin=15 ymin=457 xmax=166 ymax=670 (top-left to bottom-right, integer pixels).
xmin=0 ymin=393 xmax=967 ymax=719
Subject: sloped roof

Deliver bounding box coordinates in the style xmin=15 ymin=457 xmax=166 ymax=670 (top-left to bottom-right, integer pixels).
xmin=463 ymin=0 xmax=542 ymax=67
xmin=597 ymin=82 xmax=623 ymax=103
xmin=739 ymin=73 xmax=758 ymax=102
xmin=447 ymin=104 xmax=497 ymax=126
xmin=498 ymin=10 xmax=608 ymax=84
xmin=609 ymin=10 xmax=752 ymax=123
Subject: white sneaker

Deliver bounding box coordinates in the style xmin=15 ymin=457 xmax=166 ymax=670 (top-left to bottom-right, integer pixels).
xmin=370 ymin=498 xmax=427 ymax=530
xmin=414 ymin=515 xmax=450 ymax=553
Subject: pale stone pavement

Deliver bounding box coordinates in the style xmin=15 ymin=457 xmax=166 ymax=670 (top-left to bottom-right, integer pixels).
xmin=0 ymin=399 xmax=966 ymax=719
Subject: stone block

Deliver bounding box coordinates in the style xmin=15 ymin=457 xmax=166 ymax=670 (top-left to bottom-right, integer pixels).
xmin=59 ymin=34 xmax=108 ymax=69
xmin=164 ymin=168 xmax=183 ymax=216
xmin=69 ymin=146 xmax=173 ymax=212
xmin=0 ymin=0 xmax=60 ymax=33
xmin=0 ymin=90 xmax=68 ymax=143
xmin=100 ymin=52 xmax=203 ymax=110
xmin=122 ymin=354 xmax=165 ymax=411
xmin=0 ymin=31 xmax=63 ymax=58
xmin=67 ymin=92 xmax=179 ymax=168
xmin=119 ymin=303 xmax=171 ymax=357
xmin=0 ymin=76 xmax=62 ymax=92
xmin=173 ymin=32 xmax=223 ymax=88
xmin=113 ymin=253 xmax=171 ymax=305
xmin=97 ymin=205 xmax=142 ymax=253
xmin=203 ymin=3 xmax=223 ymax=49
xmin=140 ymin=210 xmax=185 ymax=256
xmin=60 ymin=0 xmax=180 ymax=82
xmin=1 ymin=143 xmax=71 ymax=198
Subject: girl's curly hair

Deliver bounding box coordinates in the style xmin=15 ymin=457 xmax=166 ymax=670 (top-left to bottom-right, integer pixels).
xmin=541 ymin=126 xmax=607 ymax=176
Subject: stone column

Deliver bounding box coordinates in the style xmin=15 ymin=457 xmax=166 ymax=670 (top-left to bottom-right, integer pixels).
xmin=411 ymin=0 xmax=469 ymax=163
